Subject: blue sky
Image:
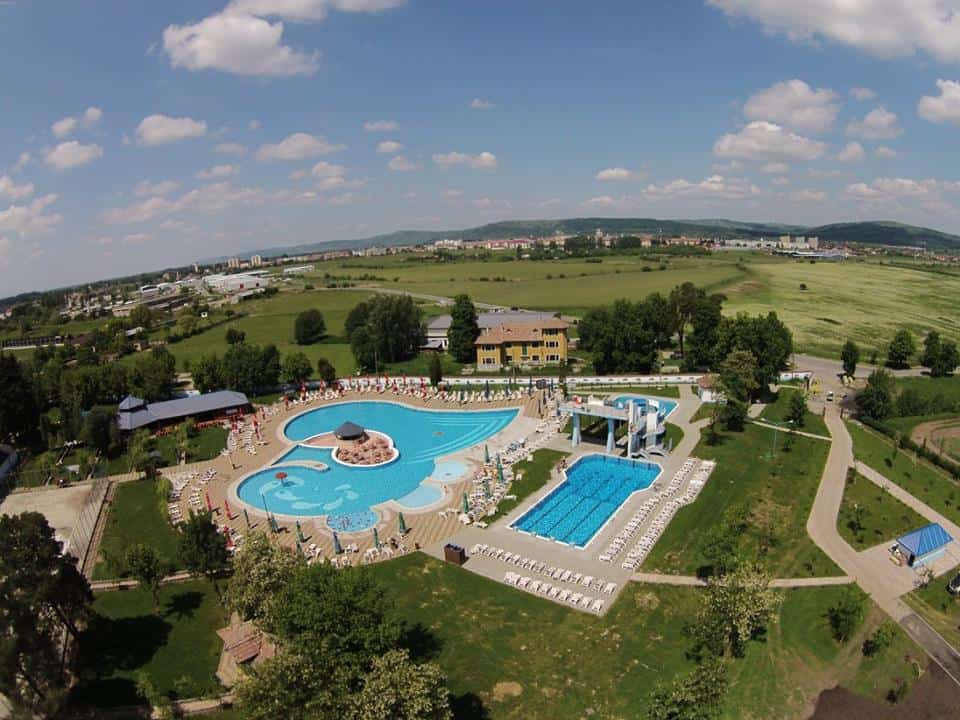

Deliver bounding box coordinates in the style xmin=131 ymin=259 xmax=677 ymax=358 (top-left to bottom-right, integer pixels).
xmin=4 ymin=0 xmax=960 ymax=294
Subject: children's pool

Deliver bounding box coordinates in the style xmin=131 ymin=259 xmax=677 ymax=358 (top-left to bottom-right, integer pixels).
xmin=512 ymin=454 xmax=661 ymax=548
xmin=236 ymin=402 xmax=517 ymax=529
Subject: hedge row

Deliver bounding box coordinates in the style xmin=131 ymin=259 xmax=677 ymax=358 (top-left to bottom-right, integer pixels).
xmin=859 ymin=415 xmax=960 ymax=481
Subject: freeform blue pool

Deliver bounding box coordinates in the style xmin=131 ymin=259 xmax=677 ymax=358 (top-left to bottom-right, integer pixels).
xmin=512 ymin=454 xmax=661 ymax=548
xmin=235 ymin=402 xmax=517 ymax=527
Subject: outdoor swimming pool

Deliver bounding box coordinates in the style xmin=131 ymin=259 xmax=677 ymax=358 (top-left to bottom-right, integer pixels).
xmin=512 ymin=454 xmax=661 ymax=548
xmin=235 ymin=402 xmax=517 ymax=529
xmin=612 ymin=395 xmax=677 ymax=418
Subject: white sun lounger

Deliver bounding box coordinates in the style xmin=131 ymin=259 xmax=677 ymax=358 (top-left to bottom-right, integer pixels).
xmin=591 ymin=598 xmax=604 ymax=613
xmin=557 ymin=590 xmax=571 ymax=602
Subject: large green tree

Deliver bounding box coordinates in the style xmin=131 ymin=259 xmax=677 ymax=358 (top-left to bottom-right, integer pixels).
xmin=669 ymin=282 xmax=705 ymax=358
xmin=346 ymin=296 xmax=425 ymax=371
xmin=225 ymin=532 xmax=302 ymax=622
xmin=294 ymin=309 xmax=327 ymax=346
xmin=125 ymin=544 xmax=165 ymax=610
xmin=683 ymin=294 xmax=725 ymax=370
xmin=0 ymin=353 xmax=39 ymax=445
xmin=178 ymin=510 xmax=229 ymax=593
xmin=128 ymin=346 xmax=176 ymax=401
xmin=856 ymin=368 xmax=895 ymax=420
xmin=578 ymin=296 xmax=670 ymax=374
xmin=718 ymin=350 xmax=758 ymax=403
xmin=446 ymin=295 xmax=480 ymax=363
xmin=714 ymin=312 xmax=792 ymax=392
xmin=921 ymin=331 xmax=941 ymax=369
xmin=689 ymin=567 xmax=779 ymax=659
xmin=646 ymin=657 xmax=727 ymax=720
xmin=886 ymin=329 xmax=915 ymax=369
xmin=282 ymin=351 xmax=314 ymax=384
xmin=350 ymin=649 xmax=451 ymax=720
xmin=840 ymin=339 xmax=860 ymax=378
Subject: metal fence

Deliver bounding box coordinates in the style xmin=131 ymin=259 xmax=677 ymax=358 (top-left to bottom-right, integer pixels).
xmin=68 ymin=478 xmax=109 ymax=574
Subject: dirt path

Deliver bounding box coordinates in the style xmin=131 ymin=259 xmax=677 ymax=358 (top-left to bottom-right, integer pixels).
xmin=910 ymin=417 xmax=960 ymax=463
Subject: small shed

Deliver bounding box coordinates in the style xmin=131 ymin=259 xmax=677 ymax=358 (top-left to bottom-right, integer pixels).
xmin=896 ymin=523 xmax=953 ymax=567
xmin=695 ymin=375 xmax=723 ymax=404
xmin=334 ymin=421 xmax=365 ymax=440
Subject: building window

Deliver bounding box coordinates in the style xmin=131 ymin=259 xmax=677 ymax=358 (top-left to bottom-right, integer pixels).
xmin=531 ymin=355 xmax=540 ymax=362
xmin=547 ymin=354 xmax=559 ymax=362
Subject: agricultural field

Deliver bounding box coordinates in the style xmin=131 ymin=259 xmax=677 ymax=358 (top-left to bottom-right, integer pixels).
xmin=722 ymin=258 xmax=960 ymax=358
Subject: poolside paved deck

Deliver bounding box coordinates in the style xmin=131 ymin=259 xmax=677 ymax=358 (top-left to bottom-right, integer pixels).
xmin=432 ymin=384 xmax=709 ymax=612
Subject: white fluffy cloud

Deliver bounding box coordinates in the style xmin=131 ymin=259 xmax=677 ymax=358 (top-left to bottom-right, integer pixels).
xmin=432 ymin=151 xmax=497 ymax=169
xmin=134 ymin=180 xmax=181 ymax=197
xmin=470 ymin=98 xmax=494 ymax=110
xmin=846 ymin=107 xmax=902 ymax=139
xmin=163 ymin=12 xmax=320 ymax=77
xmin=875 ymin=145 xmax=898 ymax=158
xmin=918 ymin=79 xmax=960 ymax=126
xmin=197 ymin=164 xmax=239 ymax=179
xmin=136 ymin=114 xmax=207 ymax=146
xmin=256 ymin=132 xmax=344 ymax=160
xmin=595 ymin=167 xmax=639 ymax=181
xmin=225 ymin=0 xmax=405 ymax=22
xmin=43 ymin=141 xmax=103 ymax=170
xmin=0 ymin=194 xmax=62 ymax=237
xmin=11 ymin=152 xmax=30 ymax=173
xmin=583 ymin=195 xmax=618 ymax=208
xmin=102 ymin=182 xmax=266 ymax=224
xmin=743 ymin=79 xmax=839 ymax=133
xmin=713 ymin=121 xmax=826 ymax=161
xmin=215 ymin=142 xmax=247 ymax=155
xmin=364 ymin=120 xmax=398 ymax=132
xmin=761 ymin=162 xmax=789 ymax=174
xmin=51 ymin=107 xmax=103 ymax=138
xmin=309 ymin=160 xmax=345 ymax=177
xmin=850 ymin=87 xmax=877 ymax=101
xmin=846 ymin=177 xmax=943 ymax=203
xmin=643 ymin=175 xmax=762 ymax=201
xmin=387 ymin=155 xmax=417 ymax=172
xmin=707 ymin=0 xmax=960 ymax=62
xmin=836 ymin=141 xmax=865 ymax=163
xmin=0 ymin=175 xmax=34 ymax=200
xmin=792 ymin=189 xmax=826 ymax=202
xmin=376 ymin=140 xmax=403 ymax=154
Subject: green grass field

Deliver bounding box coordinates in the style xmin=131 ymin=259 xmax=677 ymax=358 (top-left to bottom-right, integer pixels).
xmin=72 ymin=580 xmax=226 ymax=708
xmin=758 ymin=387 xmax=829 ymax=437
xmin=847 ymin=421 xmax=960 ymax=526
xmin=164 ymin=288 xmax=373 ymax=374
xmin=488 ymin=449 xmax=568 ymax=522
xmin=367 ymin=553 xmax=919 ymax=719
xmin=643 ymin=424 xmax=840 ymax=577
xmin=904 ymin=578 xmax=960 ymax=651
xmin=92 ymin=479 xmax=182 ymax=580
xmin=838 ymin=472 xmax=928 ymax=551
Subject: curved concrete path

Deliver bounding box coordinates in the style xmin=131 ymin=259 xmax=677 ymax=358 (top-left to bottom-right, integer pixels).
xmin=807 ymin=408 xmax=960 ymax=685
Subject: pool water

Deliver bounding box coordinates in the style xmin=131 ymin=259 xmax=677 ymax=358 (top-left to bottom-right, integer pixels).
xmin=612 ymin=395 xmax=677 ymax=418
xmin=236 ymin=402 xmax=517 ymax=523
xmin=512 ymin=454 xmax=660 ymax=547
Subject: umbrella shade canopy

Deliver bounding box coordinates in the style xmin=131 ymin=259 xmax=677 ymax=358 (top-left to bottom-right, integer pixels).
xmin=334 ymin=421 xmax=365 ymax=440
xmin=374 ymin=527 xmax=381 ymax=549
xmin=484 ymin=444 xmax=490 ymax=463
xmin=398 ymin=512 xmax=408 ymax=534
xmin=462 ymin=493 xmax=470 ymax=513
xmin=275 ymin=471 xmax=288 ymax=481
xmin=333 ymin=531 xmax=343 ymax=554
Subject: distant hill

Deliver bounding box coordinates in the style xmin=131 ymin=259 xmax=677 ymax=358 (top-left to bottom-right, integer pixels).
xmin=209 ymin=218 xmax=960 ymax=263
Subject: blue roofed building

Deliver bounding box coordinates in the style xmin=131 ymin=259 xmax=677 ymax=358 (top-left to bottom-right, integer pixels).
xmin=896 ymin=523 xmax=954 ymax=567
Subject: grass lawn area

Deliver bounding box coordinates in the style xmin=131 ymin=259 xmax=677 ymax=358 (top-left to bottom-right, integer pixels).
xmin=758 ymin=387 xmax=829 ymax=437
xmin=153 ymin=425 xmax=228 ymax=465
xmin=368 ymin=554 xmax=920 ymax=719
xmin=573 ymin=384 xmax=682 ymax=399
xmin=72 ymin=579 xmax=227 ymax=708
xmin=892 ymin=376 xmax=960 ymax=416
xmin=488 ymin=449 xmax=568 ymax=522
xmin=903 ymin=578 xmax=960 ymax=651
xmin=838 ymin=471 xmax=928 ymax=551
xmin=664 ymin=421 xmax=684 ymax=449
xmin=690 ymin=403 xmax=715 ymax=423
xmin=643 ymin=424 xmax=841 ymax=577
xmin=93 ymin=479 xmax=181 ymax=580
xmin=165 ymin=288 xmax=372 ymax=374
xmin=847 ymin=421 xmax=960 ymax=526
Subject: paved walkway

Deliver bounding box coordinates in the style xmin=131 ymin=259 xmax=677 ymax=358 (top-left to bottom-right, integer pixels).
xmin=631 ymin=572 xmax=854 ymax=588
xmin=807 ymin=407 xmax=960 ymax=684
xmin=749 ymin=418 xmax=831 ymax=442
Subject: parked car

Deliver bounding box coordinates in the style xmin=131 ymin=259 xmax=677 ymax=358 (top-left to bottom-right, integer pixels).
xmin=826 ymin=391 xmax=835 ymax=402
xmin=948 ymin=573 xmax=960 ymax=595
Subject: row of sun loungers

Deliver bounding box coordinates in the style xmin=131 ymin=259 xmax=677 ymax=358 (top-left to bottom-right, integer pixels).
xmin=503 ymin=571 xmax=606 ymax=613
xmin=472 ymin=543 xmax=618 ymax=597
xmin=617 ymin=460 xmax=717 ymax=570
